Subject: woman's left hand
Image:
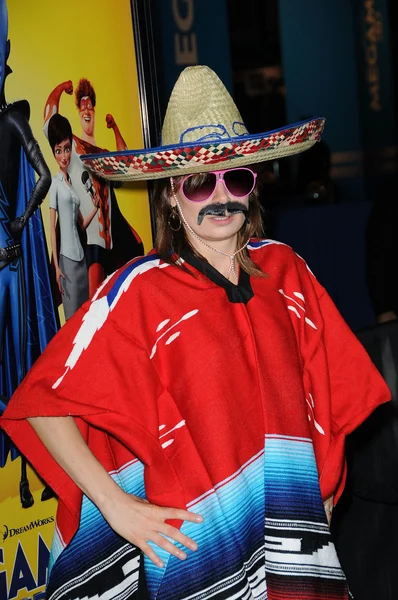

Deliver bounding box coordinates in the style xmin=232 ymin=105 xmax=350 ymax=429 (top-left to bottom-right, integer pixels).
xmin=323 ymin=496 xmax=333 ymax=526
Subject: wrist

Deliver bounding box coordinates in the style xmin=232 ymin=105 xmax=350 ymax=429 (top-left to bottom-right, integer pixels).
xmin=91 ymin=477 xmax=127 ymax=514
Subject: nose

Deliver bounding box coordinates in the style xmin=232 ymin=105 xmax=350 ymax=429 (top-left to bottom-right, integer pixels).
xmin=212 ymin=178 xmax=229 ymax=202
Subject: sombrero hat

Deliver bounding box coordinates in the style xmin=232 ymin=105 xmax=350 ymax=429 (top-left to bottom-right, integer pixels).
xmin=81 ymin=65 xmax=325 ymax=182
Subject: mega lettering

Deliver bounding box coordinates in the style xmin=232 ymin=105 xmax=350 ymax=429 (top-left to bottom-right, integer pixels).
xmin=8 ymin=542 xmax=36 ymax=599
xmin=172 ymin=0 xmax=197 ymax=65
xmin=364 ymin=0 xmax=383 ymax=111
xmin=0 ymin=534 xmax=50 ymax=600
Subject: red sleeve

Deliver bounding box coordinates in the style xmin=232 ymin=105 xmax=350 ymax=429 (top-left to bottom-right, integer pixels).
xmin=298 ymin=265 xmax=391 ymax=502
xmin=0 ymin=299 xmax=185 ymax=543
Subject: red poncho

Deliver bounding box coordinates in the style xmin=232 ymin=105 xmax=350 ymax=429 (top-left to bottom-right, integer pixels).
xmin=1 ymin=240 xmax=390 ymax=600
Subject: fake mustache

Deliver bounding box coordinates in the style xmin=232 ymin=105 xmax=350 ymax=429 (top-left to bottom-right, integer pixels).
xmin=197 ymin=202 xmax=248 ymax=225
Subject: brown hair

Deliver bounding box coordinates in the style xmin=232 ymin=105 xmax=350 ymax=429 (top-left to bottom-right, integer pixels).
xmin=48 ymin=114 xmax=72 ymax=153
xmin=75 ymin=78 xmax=96 ymax=109
xmin=152 ymin=173 xmax=267 ymax=278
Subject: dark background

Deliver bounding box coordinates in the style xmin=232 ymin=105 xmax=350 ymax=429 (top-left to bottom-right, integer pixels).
xmin=139 ymin=0 xmax=398 ymax=331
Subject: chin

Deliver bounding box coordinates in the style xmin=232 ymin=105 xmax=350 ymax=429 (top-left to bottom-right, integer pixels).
xmin=201 ymin=227 xmax=243 ymax=243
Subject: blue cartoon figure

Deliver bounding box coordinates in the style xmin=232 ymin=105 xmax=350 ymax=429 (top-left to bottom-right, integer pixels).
xmin=0 ymin=0 xmax=59 ymax=506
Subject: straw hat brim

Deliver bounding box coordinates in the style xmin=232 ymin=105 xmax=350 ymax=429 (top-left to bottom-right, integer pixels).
xmin=81 ymin=116 xmax=325 ymax=182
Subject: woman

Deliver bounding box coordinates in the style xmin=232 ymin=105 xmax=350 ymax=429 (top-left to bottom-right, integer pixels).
xmin=1 ymin=66 xmax=390 ymax=600
xmin=48 ymin=113 xmax=99 ymax=319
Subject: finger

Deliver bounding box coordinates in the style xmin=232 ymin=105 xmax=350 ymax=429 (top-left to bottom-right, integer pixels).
xmin=324 ymin=507 xmax=332 ymax=525
xmin=140 ymin=541 xmax=165 ymax=569
xmin=150 ymin=533 xmax=187 ymax=561
xmin=158 ymin=507 xmax=203 ymax=524
xmin=160 ymin=523 xmax=198 ymax=551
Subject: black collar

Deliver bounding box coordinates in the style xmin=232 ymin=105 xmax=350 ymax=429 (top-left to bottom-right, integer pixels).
xmin=180 ymin=249 xmax=254 ymax=304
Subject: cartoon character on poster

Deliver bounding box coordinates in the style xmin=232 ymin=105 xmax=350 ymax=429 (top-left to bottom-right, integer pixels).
xmin=0 ymin=0 xmax=58 ymax=505
xmin=43 ymin=78 xmax=144 ymax=297
xmin=47 ymin=113 xmax=100 ymax=320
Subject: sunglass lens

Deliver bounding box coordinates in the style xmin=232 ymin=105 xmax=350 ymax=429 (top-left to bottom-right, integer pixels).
xmin=224 ymin=169 xmax=255 ymax=197
xmin=182 ymin=173 xmax=217 ymax=202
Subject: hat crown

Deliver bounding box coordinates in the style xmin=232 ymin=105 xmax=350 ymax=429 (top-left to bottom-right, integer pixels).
xmin=161 ymin=66 xmax=249 ymax=146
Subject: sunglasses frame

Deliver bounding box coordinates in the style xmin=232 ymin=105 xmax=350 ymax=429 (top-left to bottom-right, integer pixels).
xmin=179 ymin=167 xmax=257 ymax=203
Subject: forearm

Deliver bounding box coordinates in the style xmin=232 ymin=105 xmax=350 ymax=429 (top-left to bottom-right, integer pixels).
xmin=8 ymin=114 xmax=52 ymax=238
xmin=27 ymin=416 xmax=202 ymax=567
xmin=25 ymin=140 xmax=52 ymax=213
xmin=81 ymin=206 xmax=99 ymax=230
xmin=27 ymin=416 xmax=124 ymax=510
xmin=113 ymin=125 xmax=128 ymax=151
xmin=9 ymin=112 xmax=51 ymax=221
xmin=43 ymin=83 xmax=64 ymax=124
xmin=49 ymin=227 xmax=60 ymax=271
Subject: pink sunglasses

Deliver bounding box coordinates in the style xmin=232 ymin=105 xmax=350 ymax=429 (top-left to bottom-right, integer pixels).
xmin=178 ymin=167 xmax=257 ymax=202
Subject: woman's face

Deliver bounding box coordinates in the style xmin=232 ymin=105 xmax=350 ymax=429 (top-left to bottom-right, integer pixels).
xmin=54 ymin=138 xmax=72 ymax=171
xmin=171 ymin=170 xmax=250 ymax=246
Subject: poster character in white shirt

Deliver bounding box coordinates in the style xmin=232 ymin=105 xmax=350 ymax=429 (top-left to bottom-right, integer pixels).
xmin=44 ymin=79 xmax=144 ymax=297
xmin=48 ymin=114 xmax=99 ymax=320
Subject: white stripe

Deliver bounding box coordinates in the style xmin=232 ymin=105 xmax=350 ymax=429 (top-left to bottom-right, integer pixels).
xmin=52 ymin=257 xmax=163 ymax=388
xmin=181 ymin=546 xmax=266 ymax=600
xmin=48 ymin=545 xmax=140 ymax=600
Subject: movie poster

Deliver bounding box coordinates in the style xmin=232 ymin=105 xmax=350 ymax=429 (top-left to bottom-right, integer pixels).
xmin=0 ymin=459 xmax=57 ymax=600
xmin=7 ymin=0 xmax=152 ymax=321
xmin=0 ymin=1 xmax=152 ymax=598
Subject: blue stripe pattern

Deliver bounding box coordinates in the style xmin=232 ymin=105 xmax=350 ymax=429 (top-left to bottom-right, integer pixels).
xmin=265 ymin=435 xmax=326 ymax=522
xmin=145 ymin=449 xmax=265 ymax=599
xmin=106 ymin=253 xmax=159 ymax=307
xmin=47 ymin=436 xmax=337 ymax=599
xmin=248 ymin=239 xmax=272 ymax=249
xmin=48 ymin=451 xmax=266 ymax=599
xmin=48 ymin=460 xmax=146 ymax=583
